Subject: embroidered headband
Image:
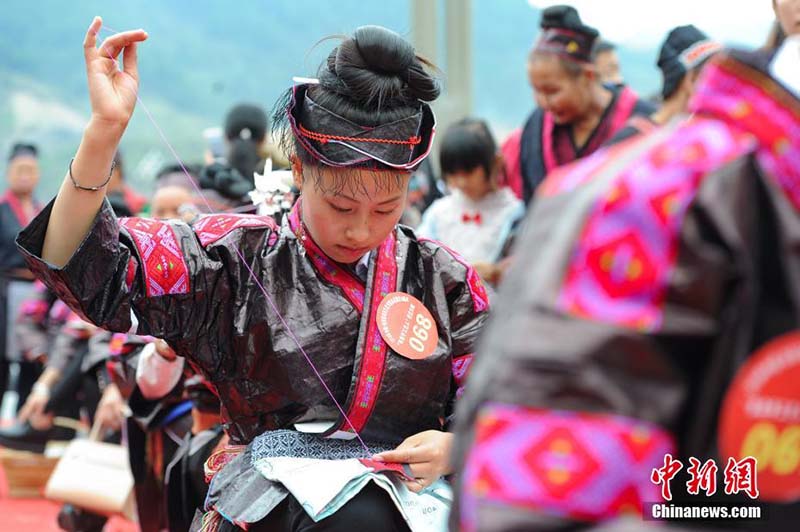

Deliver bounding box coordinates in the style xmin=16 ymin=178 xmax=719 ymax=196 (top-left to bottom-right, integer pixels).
xmin=534 ymin=28 xmax=597 ymax=64
xmin=286 ymin=83 xmax=436 ymax=170
xmin=679 ymin=40 xmax=723 ymax=70
xmin=533 ymin=5 xmax=599 ymax=65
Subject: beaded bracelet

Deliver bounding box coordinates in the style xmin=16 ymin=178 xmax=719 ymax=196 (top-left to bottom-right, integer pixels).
xmin=69 ymin=158 xmax=116 ymax=191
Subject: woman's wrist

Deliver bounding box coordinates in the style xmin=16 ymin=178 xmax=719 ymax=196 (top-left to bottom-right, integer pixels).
xmin=83 ymin=117 xmax=127 ymax=150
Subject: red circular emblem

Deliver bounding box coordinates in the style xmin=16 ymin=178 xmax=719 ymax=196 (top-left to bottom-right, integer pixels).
xmin=718 ymin=331 xmax=800 ymax=502
xmin=376 ymin=292 xmax=438 ymax=360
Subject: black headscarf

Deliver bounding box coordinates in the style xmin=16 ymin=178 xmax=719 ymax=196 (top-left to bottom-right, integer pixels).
xmin=657 ymin=25 xmax=721 ymax=98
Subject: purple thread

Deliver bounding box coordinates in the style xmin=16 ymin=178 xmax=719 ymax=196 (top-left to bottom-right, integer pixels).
xmin=97 ymin=26 xmax=371 ymax=455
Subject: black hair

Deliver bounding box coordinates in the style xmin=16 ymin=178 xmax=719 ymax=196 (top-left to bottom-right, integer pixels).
xmin=528 ymin=6 xmax=598 ymax=78
xmin=225 ymin=103 xmax=268 ymax=142
xmin=225 ymin=103 xmax=268 ymax=184
xmin=764 ymin=20 xmax=786 ymax=51
xmin=8 ymin=142 xmax=38 ymax=161
xmin=592 ymin=39 xmax=616 ymax=59
xmin=155 ymin=163 xmax=201 ymax=191
xmin=106 ymin=192 xmax=133 ymax=217
xmin=273 ymin=25 xmax=440 ymax=196
xmin=439 ymin=118 xmax=497 ymax=181
xmin=540 ymin=5 xmax=598 ymax=39
xmin=529 ymin=49 xmax=585 ymax=78
xmin=657 ymin=25 xmax=715 ymax=99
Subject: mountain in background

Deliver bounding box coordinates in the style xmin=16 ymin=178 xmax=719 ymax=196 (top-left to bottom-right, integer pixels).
xmin=1 ymin=0 xmax=664 ymax=198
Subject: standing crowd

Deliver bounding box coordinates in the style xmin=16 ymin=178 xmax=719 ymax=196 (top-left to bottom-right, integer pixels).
xmin=1 ymin=2 xmax=799 ymax=531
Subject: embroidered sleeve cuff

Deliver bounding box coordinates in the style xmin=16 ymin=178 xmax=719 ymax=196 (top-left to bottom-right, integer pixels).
xmin=459 ymin=404 xmax=675 ymax=529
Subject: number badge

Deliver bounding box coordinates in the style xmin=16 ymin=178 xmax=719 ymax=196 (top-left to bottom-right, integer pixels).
xmin=719 ymin=330 xmax=800 ymax=502
xmin=376 ymin=292 xmax=438 ymax=360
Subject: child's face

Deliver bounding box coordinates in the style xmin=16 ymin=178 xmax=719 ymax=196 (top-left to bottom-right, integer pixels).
xmin=296 ymin=166 xmax=410 ymax=264
xmin=446 ymin=166 xmax=493 ymax=202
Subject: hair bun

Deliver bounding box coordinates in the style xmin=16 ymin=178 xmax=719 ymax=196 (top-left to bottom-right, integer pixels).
xmin=353 ymin=25 xmax=415 ymax=74
xmin=321 ymin=25 xmax=440 ymax=109
xmin=540 ymin=5 xmax=599 ymax=39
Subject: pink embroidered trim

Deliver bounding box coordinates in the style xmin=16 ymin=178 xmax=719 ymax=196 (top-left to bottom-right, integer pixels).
xmin=452 ymin=353 xmax=474 ymax=398
xmin=460 ymin=404 xmax=674 ymax=530
xmin=119 ymin=218 xmax=191 ymax=298
xmin=288 ymin=201 xmax=398 ymax=434
xmin=557 ymin=118 xmax=752 ymax=331
xmin=346 ymin=234 xmax=397 ymax=433
xmin=192 ymin=213 xmax=278 ymax=248
xmin=1 ymin=190 xmax=39 ymax=227
xmin=692 ymin=58 xmax=800 ymax=212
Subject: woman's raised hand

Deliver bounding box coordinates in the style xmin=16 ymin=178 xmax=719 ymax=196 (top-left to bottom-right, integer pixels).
xmin=83 ymin=16 xmax=148 ymax=130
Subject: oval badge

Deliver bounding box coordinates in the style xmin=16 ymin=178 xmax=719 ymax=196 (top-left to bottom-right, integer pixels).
xmin=376 ymin=292 xmax=438 ymax=360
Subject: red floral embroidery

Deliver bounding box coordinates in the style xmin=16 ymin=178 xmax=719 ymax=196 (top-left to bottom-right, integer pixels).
xmin=119 ymin=218 xmax=191 ymax=298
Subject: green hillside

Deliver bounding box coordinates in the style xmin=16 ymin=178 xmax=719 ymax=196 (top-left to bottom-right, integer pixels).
xmin=1 ymin=0 xmax=664 ymax=199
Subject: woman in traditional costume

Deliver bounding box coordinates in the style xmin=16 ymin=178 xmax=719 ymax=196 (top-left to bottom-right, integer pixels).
xmin=451 ymin=41 xmax=800 ymax=531
xmin=0 ymin=143 xmax=42 ymax=411
xmin=501 ymin=5 xmax=654 ymax=204
xmin=17 ymin=18 xmax=489 ymax=531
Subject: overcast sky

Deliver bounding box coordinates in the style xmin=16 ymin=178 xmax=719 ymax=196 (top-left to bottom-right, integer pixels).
xmin=527 ymin=0 xmax=776 ymax=49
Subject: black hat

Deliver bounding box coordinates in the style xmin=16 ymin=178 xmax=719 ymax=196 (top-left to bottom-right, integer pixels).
xmin=535 ymin=5 xmax=599 ymax=64
xmin=224 ymin=103 xmax=268 ymax=142
xmin=657 ymin=25 xmax=721 ymax=98
xmin=8 ymin=143 xmax=38 ymax=161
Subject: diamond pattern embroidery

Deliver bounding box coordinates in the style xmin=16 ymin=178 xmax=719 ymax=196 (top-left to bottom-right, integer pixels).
xmin=120 ymin=218 xmax=190 ymax=298
xmin=461 ymin=404 xmax=674 ymax=524
xmin=558 ymin=118 xmax=752 ymax=331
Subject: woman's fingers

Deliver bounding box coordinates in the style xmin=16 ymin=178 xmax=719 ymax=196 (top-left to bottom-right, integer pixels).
xmin=84 ymin=17 xmax=147 ymax=66
xmin=18 ymin=394 xmax=45 ymax=423
xmin=96 ymin=30 xmax=148 ymax=63
xmin=407 ymin=460 xmax=435 ymax=480
xmin=375 ymin=442 xmax=444 ymax=469
xmin=404 ymin=474 xmax=439 ymax=493
xmin=374 ymin=445 xmax=422 ymax=464
xmin=17 ymin=401 xmax=32 ymax=423
xmin=83 ymin=16 xmax=102 ymax=58
xmin=405 ymin=479 xmax=426 ymax=493
xmin=122 ymin=42 xmax=139 ymax=80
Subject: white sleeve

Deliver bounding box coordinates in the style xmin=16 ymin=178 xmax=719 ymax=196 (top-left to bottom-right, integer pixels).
xmin=135 ymin=342 xmax=185 ymax=400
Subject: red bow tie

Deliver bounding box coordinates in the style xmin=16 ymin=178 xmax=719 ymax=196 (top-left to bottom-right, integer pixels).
xmin=462 ymin=212 xmax=482 ymax=225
